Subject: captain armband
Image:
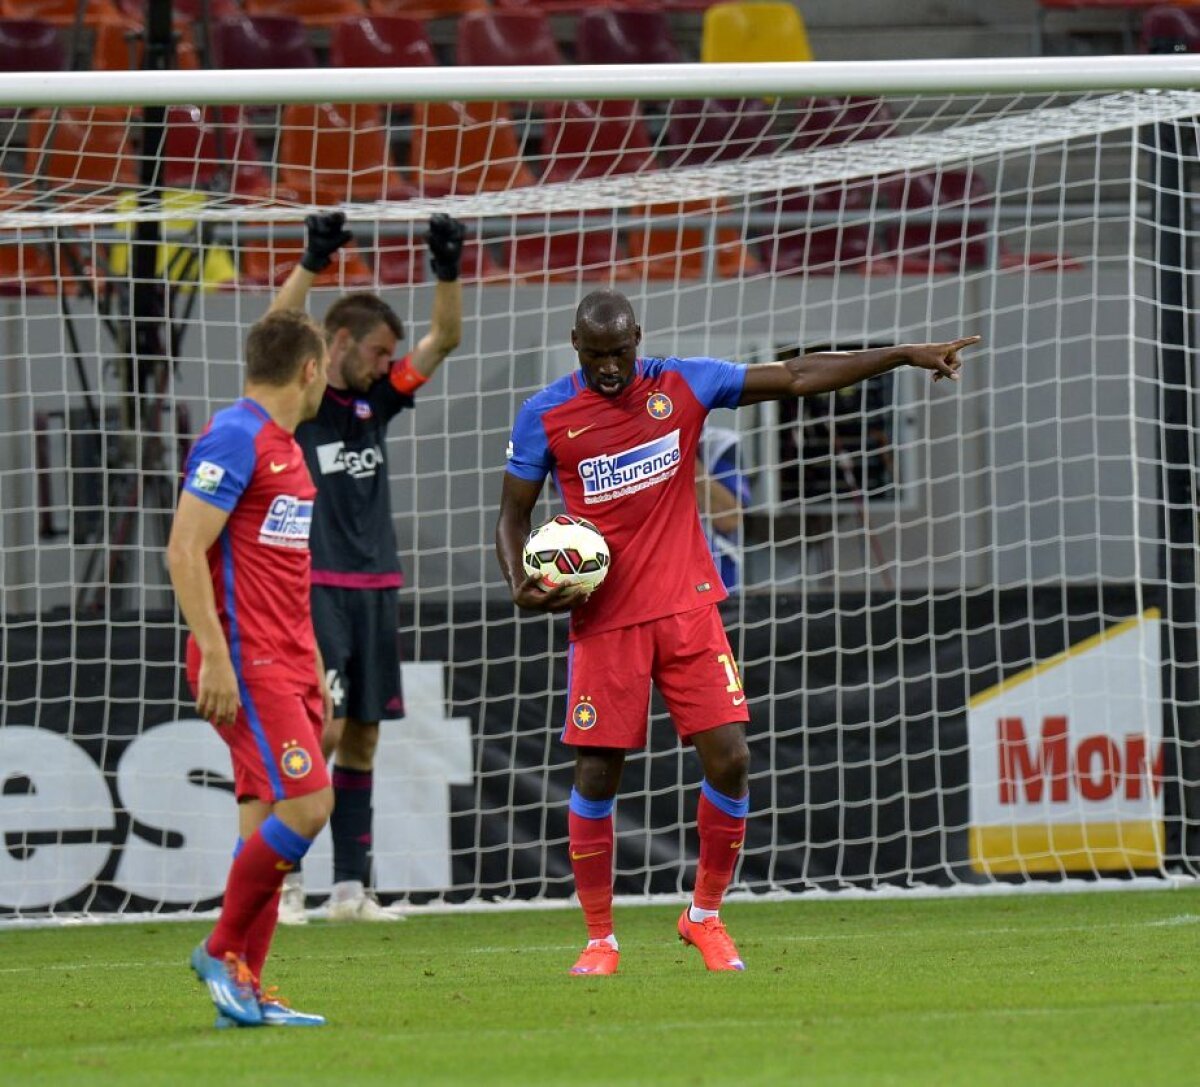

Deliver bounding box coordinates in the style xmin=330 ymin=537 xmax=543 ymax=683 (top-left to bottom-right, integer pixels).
xmin=388 ymin=354 xmax=429 ymax=396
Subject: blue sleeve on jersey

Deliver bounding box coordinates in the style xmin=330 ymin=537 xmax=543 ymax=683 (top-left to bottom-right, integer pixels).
xmin=506 ymin=399 xmax=553 ymax=482
xmin=182 ymin=416 xmax=258 ymax=511
xmin=660 ymin=356 xmax=747 ymax=410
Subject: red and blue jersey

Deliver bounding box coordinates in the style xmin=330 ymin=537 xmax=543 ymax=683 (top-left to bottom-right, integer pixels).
xmin=182 ymin=397 xmax=318 ymax=687
xmin=506 ymin=356 xmax=746 ymax=639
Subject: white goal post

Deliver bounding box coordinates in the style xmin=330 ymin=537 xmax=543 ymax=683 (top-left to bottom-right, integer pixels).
xmin=1 ymin=52 xmax=1199 ymax=919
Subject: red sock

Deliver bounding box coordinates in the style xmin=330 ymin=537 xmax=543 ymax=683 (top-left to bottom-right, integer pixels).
xmin=569 ymin=809 xmax=614 ymax=940
xmin=693 ymin=792 xmax=746 ymax=911
xmin=208 ymin=817 xmax=308 ymax=959
xmin=245 ymin=890 xmax=280 ymax=982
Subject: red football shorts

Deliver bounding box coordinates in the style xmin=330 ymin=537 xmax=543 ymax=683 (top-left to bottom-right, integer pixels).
xmin=562 ymin=605 xmax=750 ymax=749
xmin=188 ymin=648 xmax=328 ymax=803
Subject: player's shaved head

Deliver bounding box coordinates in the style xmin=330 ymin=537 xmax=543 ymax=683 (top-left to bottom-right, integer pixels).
xmin=574 ymin=290 xmax=637 ymax=335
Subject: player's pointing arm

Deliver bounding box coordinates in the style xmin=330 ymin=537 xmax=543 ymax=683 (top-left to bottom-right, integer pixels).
xmin=738 ymin=335 xmax=982 ymax=405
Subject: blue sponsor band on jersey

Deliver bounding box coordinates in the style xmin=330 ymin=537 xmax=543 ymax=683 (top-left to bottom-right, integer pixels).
xmin=579 ymin=431 xmax=681 ymax=499
xmin=259 ymin=496 xmax=314 ymax=548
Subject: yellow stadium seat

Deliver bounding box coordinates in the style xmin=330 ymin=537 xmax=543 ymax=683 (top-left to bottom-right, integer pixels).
xmin=700 ymin=1 xmax=813 ymax=64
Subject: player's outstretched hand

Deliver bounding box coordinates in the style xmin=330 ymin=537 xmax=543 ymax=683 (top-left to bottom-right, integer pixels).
xmin=301 ymin=211 xmax=353 ymax=274
xmin=512 ymin=573 xmax=590 ymax=614
xmin=903 ymin=335 xmax=981 ymax=382
xmin=425 ymin=213 xmax=465 ymax=282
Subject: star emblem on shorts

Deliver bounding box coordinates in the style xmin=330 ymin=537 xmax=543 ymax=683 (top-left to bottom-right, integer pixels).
xmin=571 ymin=697 xmax=598 ymax=730
xmin=280 ymin=741 xmax=313 ymax=779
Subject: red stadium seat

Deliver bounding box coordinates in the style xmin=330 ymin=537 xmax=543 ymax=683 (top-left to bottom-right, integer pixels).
xmin=574 ymin=6 xmax=683 ymax=65
xmin=210 ymin=13 xmax=317 ymax=68
xmin=764 ymin=185 xmax=894 ymax=277
xmin=663 ymin=97 xmax=780 ymax=167
xmin=787 ymin=96 xmax=896 ymax=151
xmin=330 ymin=12 xmax=437 ymax=67
xmin=161 ymin=105 xmax=272 ymax=198
xmin=455 ymin=9 xmax=563 ymax=66
xmin=1141 ymin=3 xmax=1200 ymax=51
xmin=0 ymin=17 xmax=66 ymax=70
xmin=245 ymin=0 xmax=366 ymax=30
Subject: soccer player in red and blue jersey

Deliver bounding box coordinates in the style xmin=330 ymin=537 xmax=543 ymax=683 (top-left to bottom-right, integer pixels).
xmin=167 ymin=309 xmax=334 ymax=1027
xmin=496 ymin=289 xmax=979 ymax=975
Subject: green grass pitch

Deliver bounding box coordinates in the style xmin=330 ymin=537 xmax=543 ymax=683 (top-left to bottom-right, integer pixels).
xmin=3 ymin=888 xmax=1198 ymax=1086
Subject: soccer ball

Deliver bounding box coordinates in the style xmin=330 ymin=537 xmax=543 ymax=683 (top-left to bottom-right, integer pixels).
xmin=522 ymin=515 xmax=610 ymax=593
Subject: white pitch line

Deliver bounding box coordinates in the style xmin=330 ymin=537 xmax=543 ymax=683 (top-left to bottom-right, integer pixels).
xmin=0 ymin=914 xmax=1190 ymax=977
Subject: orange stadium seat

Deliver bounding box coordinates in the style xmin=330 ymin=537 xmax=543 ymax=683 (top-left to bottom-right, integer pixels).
xmin=4 ymin=0 xmax=134 ymax=28
xmin=245 ymin=0 xmax=366 ymax=29
xmin=91 ymin=21 xmax=200 ymax=68
xmin=503 ymin=100 xmax=653 ymax=282
xmin=627 ymin=199 xmax=761 ymax=280
xmin=238 ymin=223 xmax=375 ymax=289
xmin=368 ymin=0 xmax=487 ymax=21
xmin=410 ymin=100 xmax=535 ymax=195
xmin=24 ymin=106 xmax=139 ymax=208
xmin=277 ymin=102 xmax=414 ymax=204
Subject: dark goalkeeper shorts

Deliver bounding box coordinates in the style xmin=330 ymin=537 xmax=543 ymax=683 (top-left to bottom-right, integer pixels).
xmin=311 ymin=585 xmax=404 ymax=723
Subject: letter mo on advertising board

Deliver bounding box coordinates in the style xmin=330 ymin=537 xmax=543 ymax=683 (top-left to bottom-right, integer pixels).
xmin=0 ymin=663 xmax=471 ymax=912
xmin=967 ymin=611 xmax=1163 ymax=876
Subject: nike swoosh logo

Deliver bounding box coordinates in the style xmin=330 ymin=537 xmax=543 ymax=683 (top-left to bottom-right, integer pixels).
xmin=730 ymin=839 xmax=744 ymax=851
xmin=269 ymin=461 xmax=289 ymax=473
xmin=567 ymin=425 xmax=595 ymax=439
xmin=275 ymin=860 xmax=295 ymax=871
xmin=732 ymin=695 xmax=746 ymax=706
xmin=570 ymin=849 xmax=607 ymax=861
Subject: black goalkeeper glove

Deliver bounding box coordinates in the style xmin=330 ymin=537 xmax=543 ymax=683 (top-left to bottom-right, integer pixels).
xmin=425 ymin=213 xmax=465 ymax=282
xmin=301 ymin=211 xmax=353 ymax=274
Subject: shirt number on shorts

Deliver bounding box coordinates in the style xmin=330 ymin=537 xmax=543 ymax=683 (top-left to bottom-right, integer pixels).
xmin=325 ymin=669 xmax=346 ymax=709
xmin=716 ymin=653 xmax=743 ymax=694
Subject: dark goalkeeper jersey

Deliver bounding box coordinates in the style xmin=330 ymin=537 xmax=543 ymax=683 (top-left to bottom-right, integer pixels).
xmin=295 ymin=365 xmax=415 ymax=587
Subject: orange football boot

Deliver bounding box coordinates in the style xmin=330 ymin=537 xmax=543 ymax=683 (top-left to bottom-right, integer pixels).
xmin=569 ymin=942 xmax=619 ymax=976
xmin=677 ymin=910 xmax=746 ymax=971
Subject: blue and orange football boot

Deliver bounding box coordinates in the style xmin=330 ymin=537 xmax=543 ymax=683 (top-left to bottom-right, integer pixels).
xmin=677 ymin=910 xmax=746 ymax=972
xmin=190 ymin=942 xmax=263 ymax=1025
xmin=215 ymin=985 xmax=326 ymax=1029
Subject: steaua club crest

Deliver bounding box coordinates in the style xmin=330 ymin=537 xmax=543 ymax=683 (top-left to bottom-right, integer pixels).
xmin=571 ymin=697 xmax=598 ymax=731
xmin=280 ymin=741 xmax=313 ymax=779
xmin=646 ymin=392 xmax=673 ymax=420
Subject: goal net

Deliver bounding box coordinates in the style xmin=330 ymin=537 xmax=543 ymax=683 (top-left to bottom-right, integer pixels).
xmin=1 ymin=57 xmax=1198 ymax=918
